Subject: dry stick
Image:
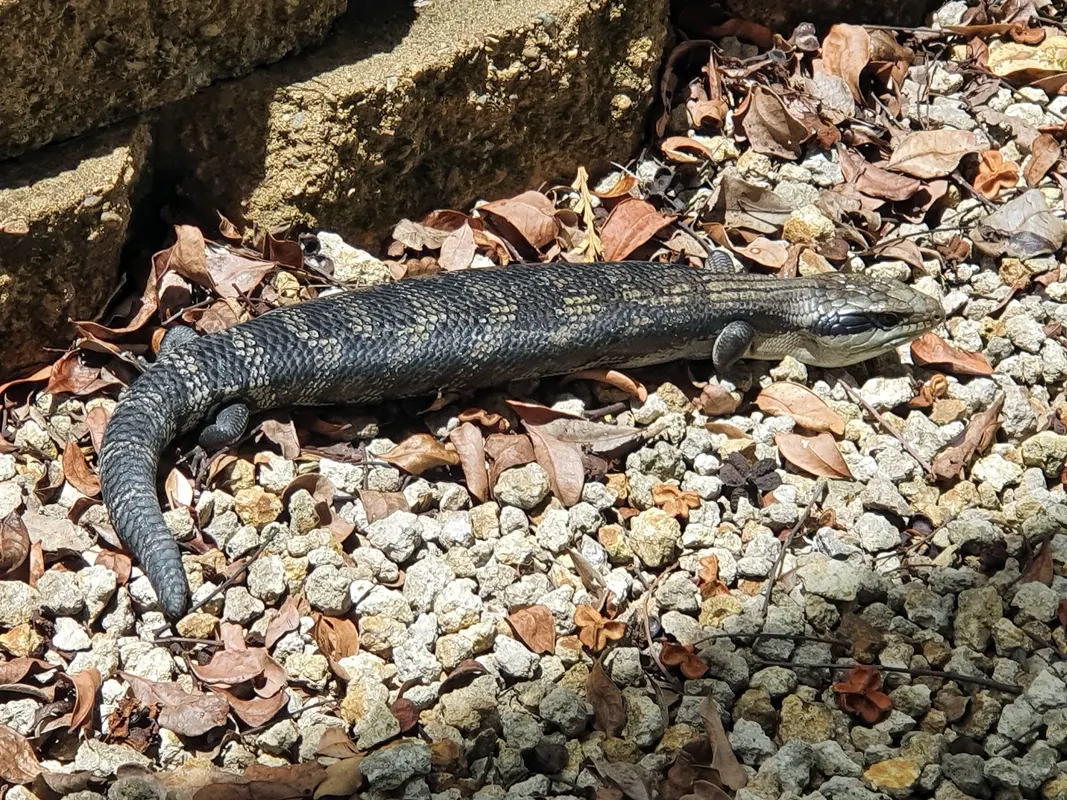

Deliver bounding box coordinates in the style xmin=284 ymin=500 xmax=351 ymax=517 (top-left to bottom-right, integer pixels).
xmin=152 ymin=526 xmax=280 ymax=640
xmin=584 ymin=401 xmax=629 ymax=420
xmin=752 ymin=479 xmax=827 ymax=647
xmin=691 ymin=630 xmax=847 ymax=648
xmin=837 ymin=378 xmax=935 ymax=478
xmin=636 ymin=559 xmax=680 ymax=681
xmin=752 ymin=659 xmax=1021 ymax=695
xmin=855 ymin=225 xmax=968 ymax=256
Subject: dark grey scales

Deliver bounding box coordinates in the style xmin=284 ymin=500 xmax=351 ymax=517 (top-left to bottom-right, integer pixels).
xmin=99 ymin=258 xmax=944 ymax=617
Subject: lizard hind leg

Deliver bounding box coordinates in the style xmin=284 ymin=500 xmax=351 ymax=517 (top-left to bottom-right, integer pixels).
xmin=198 ymin=403 xmax=251 ymax=451
xmin=158 ymin=325 xmax=200 ymax=355
xmin=712 ymin=320 xmax=756 ymax=370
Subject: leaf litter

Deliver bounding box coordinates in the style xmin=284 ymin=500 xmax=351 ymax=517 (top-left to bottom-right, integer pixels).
xmin=5 ymin=3 xmax=1067 ymax=796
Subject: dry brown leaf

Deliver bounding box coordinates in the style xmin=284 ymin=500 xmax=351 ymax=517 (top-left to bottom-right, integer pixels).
xmin=220 ymin=688 xmax=289 ymax=728
xmin=693 ymin=384 xmax=739 ymax=415
xmin=587 ymin=660 xmax=626 ymax=737
xmin=314 ymin=756 xmax=365 ymax=799
xmin=265 ymin=596 xmax=301 ymax=650
xmin=756 ymin=383 xmax=845 ymax=435
xmin=258 ymin=418 xmax=301 ymax=461
xmin=819 ymin=24 xmax=871 ymax=101
xmin=359 ymin=489 xmax=410 ymax=524
xmin=911 ymin=332 xmax=993 ymax=376
xmin=0 ymin=723 xmax=41 ymax=784
xmin=391 ymin=697 xmax=420 ymax=733
xmin=886 ymin=130 xmax=980 ymax=179
xmin=480 ymin=191 xmax=558 ymax=249
xmin=931 ymin=395 xmax=1003 ymax=481
xmin=62 ymin=444 xmax=100 ymax=497
xmin=574 ymin=604 xmax=625 ymax=651
xmin=457 ymin=408 xmax=510 ymax=432
xmin=486 ymin=434 xmax=537 ymax=487
xmin=1025 ymin=133 xmax=1061 ymax=186
xmin=44 ymin=351 xmax=118 ymax=397
xmin=593 ymin=173 xmax=638 ymax=200
xmin=85 ymin=405 xmax=110 ymax=455
xmin=66 ymin=667 xmax=101 ymax=731
xmin=316 ymin=727 xmax=361 ymax=759
xmin=660 ymin=136 xmax=717 ymax=164
xmin=527 ymin=427 xmax=584 ymax=507
xmin=95 ymin=550 xmax=132 ymax=584
xmin=973 ymin=150 xmax=1020 ymax=198
xmin=189 ymin=650 xmax=267 ymax=686
xmin=379 ymin=434 xmax=460 ymax=475
xmin=120 ymin=671 xmax=229 ymax=736
xmin=698 ymin=555 xmax=730 ymax=598
xmin=737 ymin=86 xmax=810 ymax=160
xmin=563 ymin=369 xmax=647 ymax=401
xmin=506 ymin=605 xmax=556 ymax=655
xmin=988 ymin=35 xmax=1067 ymax=83
xmin=1022 ymin=535 xmax=1054 ymax=586
xmin=700 ymin=696 xmax=748 ymax=790
xmin=312 ymin=615 xmax=359 ymax=669
xmin=775 ymin=432 xmax=853 ymax=479
xmin=600 ymin=198 xmax=674 ymax=261
xmin=733 ymin=236 xmax=789 ymax=269
xmin=601 ymin=762 xmax=651 ymax=800
xmin=165 ymin=468 xmax=194 ymax=509
xmin=440 ymin=659 xmax=490 ymax=695
xmin=838 ymin=148 xmax=923 ymax=202
xmin=831 ymin=665 xmax=892 ymax=723
xmin=0 ymin=513 xmax=29 ymax=575
xmin=449 ymin=422 xmax=489 ymax=503
xmin=439 ymin=223 xmax=477 ymax=272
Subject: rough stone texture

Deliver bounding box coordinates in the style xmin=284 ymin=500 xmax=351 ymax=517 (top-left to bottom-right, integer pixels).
xmin=0 ymin=0 xmax=348 ymax=159
xmin=0 ymin=123 xmax=150 ymax=377
xmin=157 ymin=0 xmax=667 ymax=245
xmin=722 ymin=0 xmax=935 ymax=31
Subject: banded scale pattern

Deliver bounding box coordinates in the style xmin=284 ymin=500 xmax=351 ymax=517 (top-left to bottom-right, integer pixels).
xmin=100 ymin=260 xmax=942 ymax=617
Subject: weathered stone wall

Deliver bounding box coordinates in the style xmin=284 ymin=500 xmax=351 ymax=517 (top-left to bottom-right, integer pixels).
xmin=0 ymin=124 xmax=151 ymax=377
xmin=0 ymin=0 xmax=348 ymax=160
xmin=158 ymin=0 xmax=667 ymax=244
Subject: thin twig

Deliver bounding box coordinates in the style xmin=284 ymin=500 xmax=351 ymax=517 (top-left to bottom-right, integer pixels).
xmin=636 ymin=559 xmax=680 ymax=682
xmin=152 ymin=526 xmax=280 ymax=639
xmin=755 ymin=479 xmax=827 ymax=639
xmin=584 ymin=401 xmax=629 ymax=420
xmin=690 ymin=630 xmax=847 ymax=648
xmin=837 ymin=378 xmax=935 ymax=479
xmin=752 ymin=660 xmax=1021 ymax=694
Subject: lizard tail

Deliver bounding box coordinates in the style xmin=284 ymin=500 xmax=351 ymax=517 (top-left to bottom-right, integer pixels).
xmin=99 ymin=373 xmax=190 ymax=618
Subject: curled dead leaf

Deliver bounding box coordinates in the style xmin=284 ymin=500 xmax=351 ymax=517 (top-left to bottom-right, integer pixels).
xmin=586 ymin=660 xmax=626 ymax=737
xmin=379 ymin=434 xmax=460 ymax=475
xmin=506 ymin=605 xmax=556 ymax=655
xmin=819 ymin=24 xmax=871 ymax=102
xmin=775 ymin=432 xmax=853 ymax=480
xmin=910 ymin=333 xmax=993 ymax=376
xmin=449 ymin=422 xmax=489 ymax=503
xmin=756 ymin=383 xmax=845 ymax=435
xmin=599 ymin=198 xmax=674 ymax=261
xmin=886 ymin=129 xmax=981 ymax=179
xmin=0 ymin=513 xmax=29 ymax=574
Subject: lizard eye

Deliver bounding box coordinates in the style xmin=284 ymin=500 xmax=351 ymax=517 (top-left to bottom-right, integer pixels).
xmin=871 ymin=312 xmax=904 ymax=329
xmin=813 ymin=311 xmax=905 ymax=337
